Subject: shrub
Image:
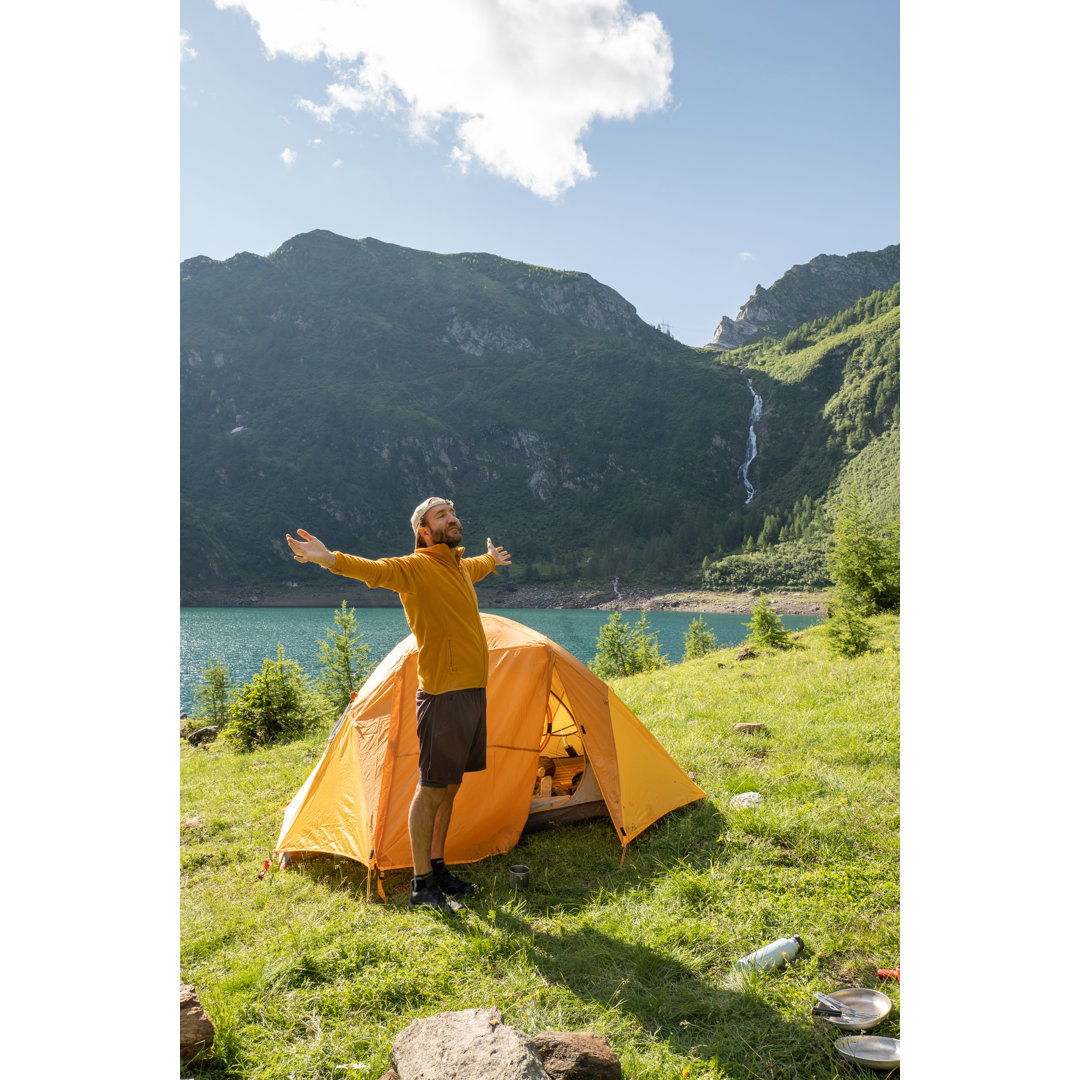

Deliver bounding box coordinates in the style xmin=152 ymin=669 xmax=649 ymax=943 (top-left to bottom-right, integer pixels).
xmin=226 ymin=644 xmax=322 ymax=751
xmin=744 ymin=595 xmax=794 ymax=650
xmin=316 ymin=601 xmax=374 ymax=713
xmin=700 ymin=537 xmax=831 ymax=591
xmin=682 ymin=616 xmax=719 ymax=661
xmin=590 ymin=610 xmax=668 ymax=680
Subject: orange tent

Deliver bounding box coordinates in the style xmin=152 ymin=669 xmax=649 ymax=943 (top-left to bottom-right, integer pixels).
xmin=275 ymin=613 xmax=705 ymax=882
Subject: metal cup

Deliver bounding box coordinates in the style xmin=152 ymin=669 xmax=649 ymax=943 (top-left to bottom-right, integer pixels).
xmin=509 ymin=864 xmax=530 ymax=889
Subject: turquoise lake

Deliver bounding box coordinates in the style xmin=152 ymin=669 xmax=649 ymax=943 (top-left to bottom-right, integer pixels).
xmin=179 ymin=606 xmax=822 ymax=715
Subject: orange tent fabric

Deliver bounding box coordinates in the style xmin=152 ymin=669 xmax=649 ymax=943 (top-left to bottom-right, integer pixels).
xmin=275 ymin=613 xmax=706 ymax=873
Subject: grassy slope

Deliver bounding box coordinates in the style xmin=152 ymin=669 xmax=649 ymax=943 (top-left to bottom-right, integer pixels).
xmin=181 ymin=617 xmax=899 ymax=1079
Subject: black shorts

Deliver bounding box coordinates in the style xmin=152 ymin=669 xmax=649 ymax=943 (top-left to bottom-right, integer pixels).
xmin=415 ymin=687 xmax=487 ymax=786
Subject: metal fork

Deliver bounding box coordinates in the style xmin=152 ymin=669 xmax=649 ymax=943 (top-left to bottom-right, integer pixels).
xmin=813 ymin=992 xmax=879 ymax=1022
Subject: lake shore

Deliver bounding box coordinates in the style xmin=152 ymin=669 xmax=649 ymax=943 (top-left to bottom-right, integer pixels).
xmin=485 ymin=583 xmax=828 ymax=615
xmin=180 ymin=582 xmax=828 ymax=616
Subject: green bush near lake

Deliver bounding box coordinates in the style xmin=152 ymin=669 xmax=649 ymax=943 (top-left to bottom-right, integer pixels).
xmin=180 ymin=617 xmax=899 ymax=1079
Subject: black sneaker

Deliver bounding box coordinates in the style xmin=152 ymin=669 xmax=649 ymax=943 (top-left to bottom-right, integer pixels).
xmin=433 ymin=864 xmax=480 ymax=896
xmin=410 ymin=880 xmax=462 ymax=912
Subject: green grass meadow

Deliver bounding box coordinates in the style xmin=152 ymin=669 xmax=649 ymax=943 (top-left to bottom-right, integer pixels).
xmin=180 ymin=617 xmax=899 ymax=1079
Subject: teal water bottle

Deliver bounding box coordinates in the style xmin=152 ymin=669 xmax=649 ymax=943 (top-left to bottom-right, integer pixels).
xmin=735 ymin=934 xmax=803 ymax=972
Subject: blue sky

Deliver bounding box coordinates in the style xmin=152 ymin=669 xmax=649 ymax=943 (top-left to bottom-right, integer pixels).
xmin=180 ymin=0 xmax=898 ymax=346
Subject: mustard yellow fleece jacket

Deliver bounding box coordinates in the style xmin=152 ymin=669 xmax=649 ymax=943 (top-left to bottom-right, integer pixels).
xmin=327 ymin=544 xmax=497 ymax=695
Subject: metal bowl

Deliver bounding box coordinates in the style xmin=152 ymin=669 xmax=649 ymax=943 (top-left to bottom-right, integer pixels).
xmin=821 ymin=987 xmax=893 ymax=1031
xmin=834 ymin=1035 xmax=900 ymax=1071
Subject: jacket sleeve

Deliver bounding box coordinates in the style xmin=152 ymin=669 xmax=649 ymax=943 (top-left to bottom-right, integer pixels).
xmin=462 ymin=553 xmax=498 ymax=583
xmin=328 ymin=552 xmax=419 ymax=594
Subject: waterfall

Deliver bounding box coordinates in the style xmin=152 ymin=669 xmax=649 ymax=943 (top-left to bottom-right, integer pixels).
xmin=612 ymin=576 xmax=623 ymax=602
xmin=736 ymin=378 xmax=763 ymax=504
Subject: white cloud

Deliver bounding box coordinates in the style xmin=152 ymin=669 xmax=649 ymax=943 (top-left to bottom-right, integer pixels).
xmin=180 ymin=29 xmax=197 ymax=61
xmin=298 ymin=98 xmax=336 ymax=124
xmin=331 ymin=159 xmax=343 ymax=168
xmin=281 ymin=147 xmax=298 ymax=165
xmin=738 ymin=251 xmax=755 ymax=262
xmin=215 ymin=0 xmax=672 ymax=199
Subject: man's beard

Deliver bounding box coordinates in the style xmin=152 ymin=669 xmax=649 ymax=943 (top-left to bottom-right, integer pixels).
xmin=429 ymin=523 xmax=462 ymax=548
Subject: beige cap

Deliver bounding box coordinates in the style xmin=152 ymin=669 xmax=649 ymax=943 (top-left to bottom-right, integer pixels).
xmin=410 ymin=497 xmax=455 ymax=540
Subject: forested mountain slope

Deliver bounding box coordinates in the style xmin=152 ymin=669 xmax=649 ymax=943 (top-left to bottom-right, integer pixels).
xmin=181 ymin=231 xmax=898 ymax=600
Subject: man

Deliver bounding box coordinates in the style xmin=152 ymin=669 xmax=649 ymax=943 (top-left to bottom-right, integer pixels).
xmin=285 ymin=498 xmax=511 ymax=912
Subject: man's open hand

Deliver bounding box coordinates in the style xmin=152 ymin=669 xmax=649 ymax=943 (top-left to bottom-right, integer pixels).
xmin=487 ymin=537 xmax=512 ymax=566
xmin=285 ymin=529 xmax=336 ymax=568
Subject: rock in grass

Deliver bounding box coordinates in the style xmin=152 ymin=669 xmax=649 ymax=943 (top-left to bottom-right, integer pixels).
xmin=531 ymin=1031 xmax=622 ymax=1080
xmin=386 ymin=1010 xmax=624 ymax=1080
xmin=187 ymin=725 xmax=219 ymax=747
xmin=733 ymin=723 xmax=764 ymax=734
xmin=391 ymin=1008 xmax=550 ymax=1080
xmin=735 ymin=647 xmax=756 ymax=661
xmin=180 ymin=982 xmax=214 ymax=1063
xmin=730 ymin=791 xmax=764 ymax=810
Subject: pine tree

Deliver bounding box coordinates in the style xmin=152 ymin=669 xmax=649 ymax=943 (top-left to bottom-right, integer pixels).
xmin=589 ymin=611 xmax=635 ymax=679
xmin=825 ymin=591 xmax=875 ymax=657
xmin=827 ymin=488 xmax=900 ymax=612
xmin=744 ymin=594 xmax=794 ymax=649
xmin=632 ymin=610 xmax=668 ymax=672
xmin=682 ymin=616 xmax=719 ymax=661
xmin=193 ymin=656 xmax=232 ymax=726
xmin=316 ymin=601 xmax=374 ymax=713
xmin=590 ymin=610 xmax=669 ymax=679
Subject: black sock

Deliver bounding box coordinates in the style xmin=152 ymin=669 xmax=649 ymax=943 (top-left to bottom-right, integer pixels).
xmin=431 ymin=858 xmax=446 ymax=873
xmin=413 ymin=870 xmax=435 ymax=890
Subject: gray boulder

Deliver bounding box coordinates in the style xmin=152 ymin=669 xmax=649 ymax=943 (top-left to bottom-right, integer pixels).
xmin=391 ymin=1008 xmax=551 ymax=1080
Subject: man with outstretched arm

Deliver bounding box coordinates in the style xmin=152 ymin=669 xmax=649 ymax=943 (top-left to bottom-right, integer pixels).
xmin=285 ymin=498 xmax=511 ymax=913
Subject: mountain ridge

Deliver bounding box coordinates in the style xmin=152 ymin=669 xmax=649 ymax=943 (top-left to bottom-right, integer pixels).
xmin=706 ymin=244 xmax=899 ymax=349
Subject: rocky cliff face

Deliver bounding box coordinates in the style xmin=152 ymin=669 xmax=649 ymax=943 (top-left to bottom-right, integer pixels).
xmin=516 ymin=270 xmax=644 ymax=338
xmin=706 ymin=244 xmax=899 ymax=350
xmin=454 ymin=252 xmax=647 ymax=342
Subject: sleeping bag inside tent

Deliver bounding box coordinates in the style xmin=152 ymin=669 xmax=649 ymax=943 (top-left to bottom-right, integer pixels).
xmin=275 ymin=613 xmax=705 ymax=874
